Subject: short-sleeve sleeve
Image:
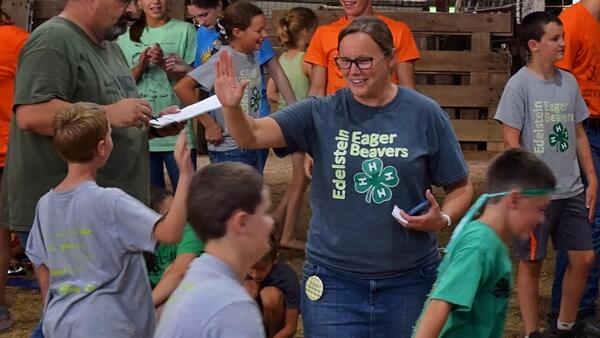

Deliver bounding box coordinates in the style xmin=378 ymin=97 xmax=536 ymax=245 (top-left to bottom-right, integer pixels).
xmin=270 ymin=262 xmax=300 ymax=309
xmin=13 ymin=46 xmax=77 ymax=108
xmin=427 ymin=109 xmax=469 ymax=187
xmin=389 ymin=20 xmax=421 ymax=62
xmin=206 ymin=301 xmax=266 ymax=338
xmin=574 ymin=82 xmax=590 ymax=123
xmin=187 ymin=51 xmax=219 ymax=92
xmin=183 ymin=24 xmax=198 ymax=65
xmin=113 ymin=193 xmax=161 ymax=253
xmin=430 ymin=247 xmax=485 ymax=311
xmin=176 ymin=224 xmax=204 ymax=256
xmin=25 ymin=203 xmax=48 ymax=267
xmin=494 ymin=85 xmax=526 ymax=131
xmin=304 ymin=27 xmax=328 ymax=67
xmin=270 ymin=97 xmax=318 ymax=156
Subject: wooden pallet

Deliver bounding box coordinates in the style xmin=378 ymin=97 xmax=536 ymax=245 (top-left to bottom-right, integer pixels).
xmin=270 ymin=10 xmax=512 ymax=151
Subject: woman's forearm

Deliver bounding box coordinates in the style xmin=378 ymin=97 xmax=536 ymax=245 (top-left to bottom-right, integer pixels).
xmin=441 ymin=177 xmax=474 ymax=226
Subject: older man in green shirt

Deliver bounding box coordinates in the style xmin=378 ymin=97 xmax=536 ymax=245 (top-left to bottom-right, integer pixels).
xmin=0 ymin=0 xmax=182 ymax=315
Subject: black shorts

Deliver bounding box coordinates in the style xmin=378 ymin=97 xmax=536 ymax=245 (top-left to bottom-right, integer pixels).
xmin=514 ymin=192 xmax=593 ymax=261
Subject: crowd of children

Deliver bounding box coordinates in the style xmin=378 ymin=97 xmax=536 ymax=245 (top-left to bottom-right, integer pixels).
xmin=0 ymin=0 xmax=600 ymax=337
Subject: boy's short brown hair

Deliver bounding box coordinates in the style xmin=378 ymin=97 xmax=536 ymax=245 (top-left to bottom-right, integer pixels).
xmin=53 ymin=102 xmax=110 ymax=163
xmin=187 ymin=162 xmax=264 ymax=243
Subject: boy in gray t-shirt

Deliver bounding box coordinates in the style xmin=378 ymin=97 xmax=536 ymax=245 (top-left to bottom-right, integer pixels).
xmin=495 ymin=12 xmax=597 ymax=337
xmin=155 ymin=162 xmax=273 ymax=338
xmin=26 ymin=103 xmax=193 ymax=338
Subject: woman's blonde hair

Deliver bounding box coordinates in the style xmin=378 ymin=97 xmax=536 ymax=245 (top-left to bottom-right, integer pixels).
xmin=276 ymin=7 xmax=318 ymax=48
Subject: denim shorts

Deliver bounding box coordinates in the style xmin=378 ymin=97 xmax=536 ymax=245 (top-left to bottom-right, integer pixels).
xmin=208 ymin=148 xmax=264 ymax=173
xmin=514 ymin=192 xmax=593 ymax=261
xmin=300 ymin=260 xmax=439 ymax=338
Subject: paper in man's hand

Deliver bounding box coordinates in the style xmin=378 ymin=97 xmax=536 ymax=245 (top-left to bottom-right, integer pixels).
xmin=149 ymin=95 xmax=222 ymax=128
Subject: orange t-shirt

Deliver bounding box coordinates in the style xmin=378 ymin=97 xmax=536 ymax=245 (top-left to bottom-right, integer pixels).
xmin=556 ymin=4 xmax=600 ymax=117
xmin=304 ymin=15 xmax=420 ymax=95
xmin=0 ymin=24 xmax=28 ymax=167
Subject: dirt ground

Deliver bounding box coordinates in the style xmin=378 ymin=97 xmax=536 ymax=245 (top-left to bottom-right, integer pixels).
xmin=0 ymin=154 xmax=558 ymax=338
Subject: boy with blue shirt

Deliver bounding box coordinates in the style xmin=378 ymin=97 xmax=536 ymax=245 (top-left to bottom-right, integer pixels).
xmin=155 ymin=162 xmax=274 ymax=338
xmin=25 ymin=102 xmax=192 ymax=337
xmin=414 ymin=149 xmax=556 ymax=338
xmin=495 ymin=11 xmax=597 ymax=337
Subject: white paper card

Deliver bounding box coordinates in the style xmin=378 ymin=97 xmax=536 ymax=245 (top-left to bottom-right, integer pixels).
xmin=392 ymin=205 xmax=408 ymax=226
xmin=149 ymin=95 xmax=222 ymax=128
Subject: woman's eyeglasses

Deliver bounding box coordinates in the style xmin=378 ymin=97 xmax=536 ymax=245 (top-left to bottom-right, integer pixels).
xmin=334 ymin=52 xmax=389 ymax=70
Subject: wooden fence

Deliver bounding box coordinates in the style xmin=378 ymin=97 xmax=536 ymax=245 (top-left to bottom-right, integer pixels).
xmin=271 ymin=10 xmax=512 ymax=151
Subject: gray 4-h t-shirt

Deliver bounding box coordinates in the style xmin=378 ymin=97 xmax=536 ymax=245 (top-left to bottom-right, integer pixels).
xmin=26 ymin=181 xmax=162 ymax=338
xmin=271 ymin=87 xmax=469 ymax=278
xmin=155 ymin=253 xmax=265 ymax=338
xmin=495 ymin=67 xmax=589 ymax=200
xmin=188 ymin=45 xmax=262 ymax=152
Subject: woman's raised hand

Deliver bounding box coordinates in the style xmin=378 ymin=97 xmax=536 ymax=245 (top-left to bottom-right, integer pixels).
xmin=214 ymin=51 xmax=250 ymax=109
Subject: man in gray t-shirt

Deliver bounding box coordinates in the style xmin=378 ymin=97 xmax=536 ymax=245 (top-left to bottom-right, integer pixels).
xmin=496 ymin=67 xmax=589 ymax=200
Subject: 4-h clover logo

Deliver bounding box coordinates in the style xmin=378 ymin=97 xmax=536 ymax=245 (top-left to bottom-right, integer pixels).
xmin=549 ymin=123 xmax=569 ymax=153
xmin=353 ymin=158 xmax=399 ymax=204
xmin=249 ymin=87 xmax=261 ymax=114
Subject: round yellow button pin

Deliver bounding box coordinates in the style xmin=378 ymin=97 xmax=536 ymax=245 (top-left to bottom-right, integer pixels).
xmin=305 ymin=275 xmax=324 ymax=301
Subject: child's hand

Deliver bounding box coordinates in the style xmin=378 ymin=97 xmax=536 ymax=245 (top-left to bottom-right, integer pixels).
xmin=214 ymin=51 xmax=250 ymax=109
xmin=586 ymin=179 xmax=598 ymax=222
xmin=137 ymin=47 xmax=151 ymax=71
xmin=148 ymin=43 xmax=164 ymax=66
xmin=174 ymin=131 xmax=193 ymax=177
xmin=163 ymin=53 xmax=190 ymax=74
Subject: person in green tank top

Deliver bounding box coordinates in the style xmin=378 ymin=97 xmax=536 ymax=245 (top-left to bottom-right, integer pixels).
xmin=146 ymin=187 xmax=204 ymax=310
xmin=117 ymin=0 xmax=198 ymax=191
xmin=414 ymin=149 xmax=556 ymax=338
xmin=266 ymin=7 xmax=318 ymax=250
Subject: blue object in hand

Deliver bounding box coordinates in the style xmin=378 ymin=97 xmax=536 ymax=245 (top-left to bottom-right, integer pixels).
xmin=408 ymin=200 xmax=431 ymax=216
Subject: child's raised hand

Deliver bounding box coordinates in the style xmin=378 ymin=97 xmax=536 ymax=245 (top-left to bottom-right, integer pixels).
xmin=174 ymin=131 xmax=193 ymax=177
xmin=214 ymin=51 xmax=250 ymax=109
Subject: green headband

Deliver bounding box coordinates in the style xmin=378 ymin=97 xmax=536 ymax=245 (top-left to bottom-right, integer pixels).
xmin=445 ymin=188 xmax=556 ymax=254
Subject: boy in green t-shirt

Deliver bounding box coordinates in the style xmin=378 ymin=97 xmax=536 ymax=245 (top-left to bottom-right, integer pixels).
xmin=146 ymin=187 xmax=204 ymax=309
xmin=414 ymin=148 xmax=556 ymax=338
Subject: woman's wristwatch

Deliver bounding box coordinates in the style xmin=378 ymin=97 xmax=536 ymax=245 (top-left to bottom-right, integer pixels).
xmin=440 ymin=212 xmax=452 ymax=231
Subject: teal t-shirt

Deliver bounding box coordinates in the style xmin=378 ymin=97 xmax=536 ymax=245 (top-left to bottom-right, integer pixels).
xmin=148 ymin=224 xmax=204 ymax=287
xmin=419 ymin=220 xmax=512 ymax=338
xmin=117 ymin=19 xmax=197 ymax=151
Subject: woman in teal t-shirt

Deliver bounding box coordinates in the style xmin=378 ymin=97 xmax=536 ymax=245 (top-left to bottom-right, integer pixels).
xmin=117 ymin=0 xmax=197 ymax=190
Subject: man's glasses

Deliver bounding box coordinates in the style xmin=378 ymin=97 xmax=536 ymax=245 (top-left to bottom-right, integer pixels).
xmin=334 ymin=52 xmax=389 ymax=70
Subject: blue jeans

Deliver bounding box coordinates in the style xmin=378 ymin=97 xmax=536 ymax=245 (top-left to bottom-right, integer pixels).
xmin=208 ymin=148 xmax=264 ymax=173
xmin=551 ymin=124 xmax=600 ymax=318
xmin=300 ymin=260 xmax=439 ymax=338
xmin=150 ymin=149 xmax=197 ymax=191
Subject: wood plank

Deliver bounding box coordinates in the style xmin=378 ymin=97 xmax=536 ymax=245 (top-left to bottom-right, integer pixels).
xmin=417 ymin=85 xmax=495 ymax=107
xmin=2 ymin=0 xmax=30 ymax=30
xmin=33 ymin=0 xmax=65 ymax=19
xmin=415 ymin=51 xmax=509 ymax=72
xmin=471 ymin=32 xmax=491 ymax=52
xmin=271 ymin=10 xmax=512 ymax=34
xmin=452 ymin=120 xmax=502 ymax=142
